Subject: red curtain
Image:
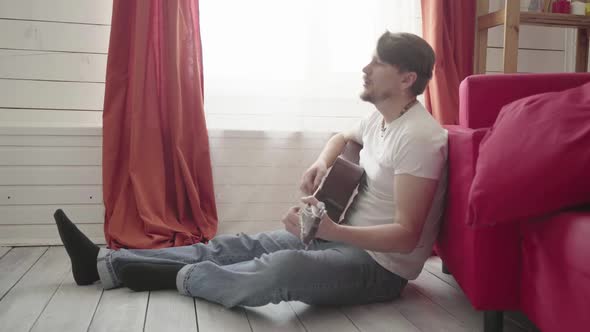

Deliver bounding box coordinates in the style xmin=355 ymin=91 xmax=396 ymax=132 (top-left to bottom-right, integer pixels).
xmin=421 ymin=0 xmax=476 ymax=125
xmin=102 ymin=0 xmax=218 ymax=249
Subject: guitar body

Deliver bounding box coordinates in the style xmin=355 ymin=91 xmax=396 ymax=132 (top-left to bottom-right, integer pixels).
xmin=314 ymin=141 xmax=364 ymax=223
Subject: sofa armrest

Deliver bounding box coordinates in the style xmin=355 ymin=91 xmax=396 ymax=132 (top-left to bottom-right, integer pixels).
xmin=436 ymin=125 xmax=522 ymax=310
xmin=444 ymin=125 xmax=488 ymax=227
xmin=459 ymin=73 xmax=590 ymax=129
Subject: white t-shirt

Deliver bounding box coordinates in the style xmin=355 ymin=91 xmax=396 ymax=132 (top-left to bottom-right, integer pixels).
xmin=345 ymin=102 xmax=448 ymax=280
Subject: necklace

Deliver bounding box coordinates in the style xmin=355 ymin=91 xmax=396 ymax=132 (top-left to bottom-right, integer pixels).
xmin=380 ymin=99 xmax=418 ymax=137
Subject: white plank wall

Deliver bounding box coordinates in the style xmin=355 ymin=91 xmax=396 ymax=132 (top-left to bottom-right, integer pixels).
xmin=0 ymin=0 xmax=109 ymax=245
xmin=0 ymin=0 xmax=110 ymax=127
xmin=0 ymin=127 xmax=329 ymax=245
xmin=0 ymin=0 xmax=112 ymax=24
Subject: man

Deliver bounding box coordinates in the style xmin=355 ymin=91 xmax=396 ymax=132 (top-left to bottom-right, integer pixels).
xmin=54 ymin=31 xmax=447 ymax=308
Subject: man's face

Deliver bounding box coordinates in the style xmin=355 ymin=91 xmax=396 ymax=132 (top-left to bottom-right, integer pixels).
xmin=360 ymin=54 xmax=410 ymax=103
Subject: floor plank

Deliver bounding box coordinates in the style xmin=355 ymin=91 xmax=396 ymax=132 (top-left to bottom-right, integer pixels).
xmin=0 ymin=247 xmax=10 ymax=259
xmin=144 ymin=290 xmax=198 ymax=332
xmin=340 ymin=301 xmax=420 ymax=332
xmin=423 ymin=258 xmax=529 ymax=332
xmin=414 ymin=270 xmax=482 ymax=330
xmin=88 ymin=287 xmax=149 ymax=332
xmin=195 ymin=298 xmax=252 ymax=332
xmin=0 ymin=246 xmax=47 ymax=298
xmin=393 ymin=285 xmax=469 ymax=332
xmin=505 ymin=318 xmax=532 ymax=332
xmin=244 ymin=302 xmax=306 ymax=332
xmin=0 ymin=247 xmax=528 ymax=332
xmin=289 ymin=301 xmax=359 ymax=332
xmin=0 ymin=247 xmax=70 ymax=332
xmin=424 ymin=257 xmax=461 ymax=290
xmin=30 ymin=273 xmax=103 ymax=332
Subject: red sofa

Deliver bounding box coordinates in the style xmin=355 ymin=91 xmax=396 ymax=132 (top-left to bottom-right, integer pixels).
xmin=437 ymin=73 xmax=590 ymax=332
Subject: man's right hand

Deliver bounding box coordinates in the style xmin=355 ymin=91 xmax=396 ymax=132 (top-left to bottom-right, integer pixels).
xmin=300 ymin=160 xmax=328 ymax=195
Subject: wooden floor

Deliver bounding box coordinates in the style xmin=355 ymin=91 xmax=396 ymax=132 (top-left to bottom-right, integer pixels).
xmin=0 ymin=246 xmax=530 ymax=332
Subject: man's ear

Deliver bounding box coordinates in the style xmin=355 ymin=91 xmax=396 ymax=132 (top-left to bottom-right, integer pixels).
xmin=401 ymin=72 xmax=418 ymax=90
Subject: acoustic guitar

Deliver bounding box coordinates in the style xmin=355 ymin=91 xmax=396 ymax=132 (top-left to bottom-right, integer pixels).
xmin=314 ymin=140 xmax=364 ymax=223
xmin=299 ymin=141 xmax=364 ymax=246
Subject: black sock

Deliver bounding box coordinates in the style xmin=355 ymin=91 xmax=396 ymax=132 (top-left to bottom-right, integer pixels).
xmin=53 ymin=209 xmax=100 ymax=285
xmin=120 ymin=263 xmax=184 ymax=292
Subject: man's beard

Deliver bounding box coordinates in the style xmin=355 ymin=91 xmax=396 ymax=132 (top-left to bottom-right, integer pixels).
xmin=360 ymin=90 xmax=373 ymax=103
xmin=360 ymin=88 xmax=391 ymax=104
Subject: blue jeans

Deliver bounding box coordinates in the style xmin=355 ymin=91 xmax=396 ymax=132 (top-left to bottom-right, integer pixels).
xmin=97 ymin=230 xmax=407 ymax=308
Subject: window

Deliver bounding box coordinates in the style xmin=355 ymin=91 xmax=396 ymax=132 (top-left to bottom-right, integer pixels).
xmin=200 ymin=0 xmax=422 ymax=132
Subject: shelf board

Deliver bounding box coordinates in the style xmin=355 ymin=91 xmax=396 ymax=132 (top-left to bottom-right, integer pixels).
xmin=520 ymin=12 xmax=590 ymax=28
xmin=478 ymin=11 xmax=590 ymax=30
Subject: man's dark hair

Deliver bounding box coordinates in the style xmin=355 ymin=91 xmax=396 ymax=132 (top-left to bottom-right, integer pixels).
xmin=376 ymin=32 xmax=435 ymax=96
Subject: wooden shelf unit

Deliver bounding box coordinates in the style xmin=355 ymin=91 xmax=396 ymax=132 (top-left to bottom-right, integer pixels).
xmin=475 ymin=0 xmax=590 ymax=73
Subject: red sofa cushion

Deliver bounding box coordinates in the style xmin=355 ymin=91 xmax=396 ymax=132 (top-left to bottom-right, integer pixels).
xmin=468 ymin=81 xmax=590 ymax=226
xmin=520 ymin=210 xmax=590 ymax=332
xmin=522 ymin=209 xmax=590 ymax=277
